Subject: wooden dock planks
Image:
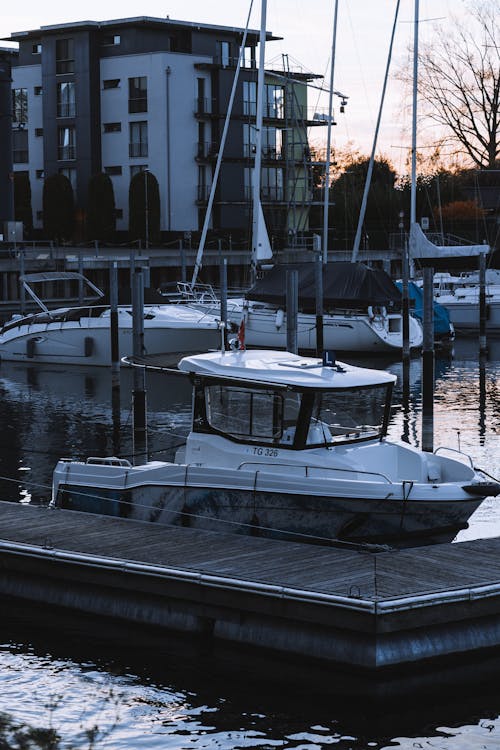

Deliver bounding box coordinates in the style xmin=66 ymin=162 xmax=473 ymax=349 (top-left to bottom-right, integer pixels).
xmin=3 ymin=501 xmax=500 ymax=668
xmin=2 ymin=501 xmax=500 ymax=601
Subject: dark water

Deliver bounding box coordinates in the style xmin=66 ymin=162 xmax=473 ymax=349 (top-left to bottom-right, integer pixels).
xmin=0 ymin=336 xmax=499 ymax=749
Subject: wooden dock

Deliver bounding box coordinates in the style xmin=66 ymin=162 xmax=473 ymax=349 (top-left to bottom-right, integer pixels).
xmin=2 ymin=501 xmax=500 ymax=670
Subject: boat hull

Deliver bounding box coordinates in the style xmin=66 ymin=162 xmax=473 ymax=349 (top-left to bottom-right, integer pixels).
xmin=0 ymin=316 xmax=220 ymax=366
xmin=225 ymin=307 xmax=423 ymax=352
xmin=55 ymin=474 xmax=482 ymax=548
xmin=440 ymin=300 xmax=500 ymax=331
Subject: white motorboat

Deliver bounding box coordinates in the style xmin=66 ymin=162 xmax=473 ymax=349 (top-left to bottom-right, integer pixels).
xmin=0 ymin=272 xmax=222 ymax=366
xmin=424 ymin=271 xmax=500 ymax=332
xmin=52 ymin=346 xmax=499 ymax=547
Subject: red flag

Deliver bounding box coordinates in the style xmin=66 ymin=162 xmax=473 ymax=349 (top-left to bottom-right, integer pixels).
xmin=238 ymin=318 xmax=246 ymax=350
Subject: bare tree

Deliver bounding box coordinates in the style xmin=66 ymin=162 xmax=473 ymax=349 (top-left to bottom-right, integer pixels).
xmin=406 ymin=0 xmax=499 ymax=169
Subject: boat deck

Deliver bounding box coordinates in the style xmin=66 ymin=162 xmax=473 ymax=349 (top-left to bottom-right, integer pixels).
xmin=2 ymin=502 xmax=500 ymax=669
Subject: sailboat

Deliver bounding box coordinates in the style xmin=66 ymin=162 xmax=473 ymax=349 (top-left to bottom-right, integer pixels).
xmin=406 ymin=3 xmax=496 ymax=332
xmin=186 ymin=0 xmax=423 ymax=353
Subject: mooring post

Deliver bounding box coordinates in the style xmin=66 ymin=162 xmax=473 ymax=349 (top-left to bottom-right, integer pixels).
xmin=78 ymin=251 xmax=84 ymax=305
xmin=314 ymin=236 xmax=324 ymax=356
xmin=132 ymin=268 xmax=147 ymax=463
xmin=19 ymin=246 xmax=26 ymax=316
xmin=286 ymin=269 xmax=298 ymax=354
xmin=220 ymin=256 xmax=228 ymax=349
xmin=422 ymin=266 xmax=434 ymax=452
xmin=110 ymin=261 xmax=120 ymax=376
xmin=479 ymin=251 xmax=487 ymax=354
xmin=401 ymin=234 xmax=410 ymax=362
xmin=180 ymin=239 xmax=186 ymax=284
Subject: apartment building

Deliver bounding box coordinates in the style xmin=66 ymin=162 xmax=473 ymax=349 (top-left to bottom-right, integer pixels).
xmin=5 ymin=16 xmax=324 ymax=243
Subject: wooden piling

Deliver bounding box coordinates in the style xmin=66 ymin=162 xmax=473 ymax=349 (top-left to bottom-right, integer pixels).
xmin=479 ymin=252 xmax=487 ymax=354
xmin=422 ymin=266 xmax=434 ymax=452
xmin=286 ymin=269 xmax=298 ymax=354
xmin=132 ymin=268 xmax=147 ymax=462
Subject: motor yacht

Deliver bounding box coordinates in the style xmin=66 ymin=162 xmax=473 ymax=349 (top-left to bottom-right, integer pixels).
xmin=52 ymin=347 xmax=499 ymax=547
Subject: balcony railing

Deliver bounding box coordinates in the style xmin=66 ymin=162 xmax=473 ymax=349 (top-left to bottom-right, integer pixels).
xmin=129 ymin=143 xmax=148 ymax=158
xmin=244 ymin=186 xmax=284 ymax=202
xmin=196 ymin=141 xmax=218 ymax=159
xmin=197 ymin=184 xmax=212 ymax=201
xmin=57 ymin=145 xmax=76 ymax=160
xmin=195 ymin=97 xmax=215 ymax=116
xmin=13 ymin=150 xmax=29 ymax=164
xmin=57 ymin=103 xmax=76 ymax=118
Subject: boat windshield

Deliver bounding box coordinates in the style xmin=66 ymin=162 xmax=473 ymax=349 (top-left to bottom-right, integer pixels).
xmin=307 ymin=385 xmax=389 ymax=445
xmin=202 ymin=382 xmax=390 ymax=448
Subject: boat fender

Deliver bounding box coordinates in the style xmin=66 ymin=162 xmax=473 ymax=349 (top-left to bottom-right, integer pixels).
xmin=84 ymin=336 xmax=94 ymax=357
xmin=275 ymin=308 xmax=285 ymax=329
xmin=26 ymin=338 xmax=36 ymax=358
xmin=462 ymin=481 xmax=500 ymax=497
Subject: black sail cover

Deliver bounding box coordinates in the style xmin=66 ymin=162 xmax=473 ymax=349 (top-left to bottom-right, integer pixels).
xmin=247 ymin=262 xmax=402 ymax=313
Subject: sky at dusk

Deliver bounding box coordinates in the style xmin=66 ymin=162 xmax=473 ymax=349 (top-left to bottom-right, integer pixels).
xmin=2 ymin=0 xmax=468 ymax=172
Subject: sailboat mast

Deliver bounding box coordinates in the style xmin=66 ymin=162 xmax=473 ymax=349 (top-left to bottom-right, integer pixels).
xmin=410 ymin=0 xmax=419 ymax=228
xmin=322 ymin=0 xmax=339 ymax=265
xmin=251 ymin=0 xmax=267 ymax=277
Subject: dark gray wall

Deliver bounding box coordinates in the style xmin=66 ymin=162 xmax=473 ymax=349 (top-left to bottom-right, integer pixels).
xmin=0 ymin=52 xmax=14 ymax=223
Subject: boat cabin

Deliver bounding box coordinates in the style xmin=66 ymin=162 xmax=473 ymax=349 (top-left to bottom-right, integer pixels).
xmin=179 ymin=350 xmax=396 ymax=450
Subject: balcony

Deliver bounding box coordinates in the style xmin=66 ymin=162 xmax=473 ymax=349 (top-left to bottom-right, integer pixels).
xmin=196 ymin=141 xmax=218 ymax=159
xmin=194 ymin=97 xmax=215 ymax=116
xmin=197 ymin=184 xmax=212 ymax=202
xmin=129 ymin=143 xmax=148 ymax=158
xmin=57 ymin=145 xmax=76 ymax=160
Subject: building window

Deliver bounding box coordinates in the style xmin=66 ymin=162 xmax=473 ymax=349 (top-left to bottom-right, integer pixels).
xmin=103 ymin=122 xmax=121 ymax=133
xmin=243 ymin=81 xmax=256 ymax=116
xmin=35 ymin=128 xmax=43 ymax=137
xmin=217 ymin=40 xmax=230 ymax=67
xmin=129 ymin=121 xmax=148 ymax=157
xmin=130 ymin=165 xmax=148 ymax=177
xmin=265 ymin=84 xmax=284 ymax=118
xmin=13 ymin=130 xmax=29 ymax=163
xmin=198 ymin=165 xmax=210 ymax=201
xmin=36 ymin=210 xmax=43 ymax=220
xmin=58 ymin=126 xmax=76 ymax=160
xmin=243 ymin=124 xmax=279 ymax=158
xmin=102 ymin=34 xmax=121 ymax=46
xmin=56 ymin=38 xmax=74 ymax=74
xmin=115 ymin=208 xmax=123 ymax=219
xmin=57 ymin=81 xmax=76 ymax=118
xmin=262 ymin=167 xmax=284 ymax=200
xmin=32 ymin=43 xmax=42 ymax=54
xmin=103 ymin=79 xmax=120 ymax=89
xmin=34 ymin=86 xmax=42 ymax=96
xmin=59 ymin=167 xmax=77 ymax=190
xmin=36 ymin=169 xmax=44 ymax=179
xmin=104 ymin=166 xmax=122 ymax=175
xmin=128 ymin=76 xmax=147 ymax=113
xmin=12 ymin=88 xmax=28 ymax=124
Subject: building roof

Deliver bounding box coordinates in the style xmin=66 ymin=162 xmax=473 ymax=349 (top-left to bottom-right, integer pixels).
xmin=4 ymin=16 xmax=282 ymax=44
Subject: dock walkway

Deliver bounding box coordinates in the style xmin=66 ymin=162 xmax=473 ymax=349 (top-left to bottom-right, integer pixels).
xmin=2 ymin=501 xmax=500 ymax=669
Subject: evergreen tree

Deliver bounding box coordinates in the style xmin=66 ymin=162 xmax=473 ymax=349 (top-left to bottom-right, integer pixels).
xmin=128 ymin=170 xmax=160 ymax=245
xmin=86 ymin=172 xmax=116 ymax=242
xmin=42 ymin=173 xmax=75 ymax=243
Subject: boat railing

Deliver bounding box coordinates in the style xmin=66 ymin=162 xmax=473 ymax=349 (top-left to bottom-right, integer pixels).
xmin=236 ymin=461 xmax=393 ymax=484
xmin=176 ymin=282 xmax=219 ymax=305
xmin=434 ymin=446 xmax=474 ymax=469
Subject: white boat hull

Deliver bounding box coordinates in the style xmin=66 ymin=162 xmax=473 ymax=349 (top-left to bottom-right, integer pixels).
xmin=195 ymin=300 xmax=423 ymax=352
xmin=52 ymin=456 xmax=484 ymax=548
xmin=0 ymin=307 xmax=221 ymax=366
xmin=438 ymin=298 xmax=500 ymax=331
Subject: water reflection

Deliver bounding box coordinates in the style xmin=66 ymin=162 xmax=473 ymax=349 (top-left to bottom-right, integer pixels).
xmin=0 ymin=341 xmax=499 ymax=748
